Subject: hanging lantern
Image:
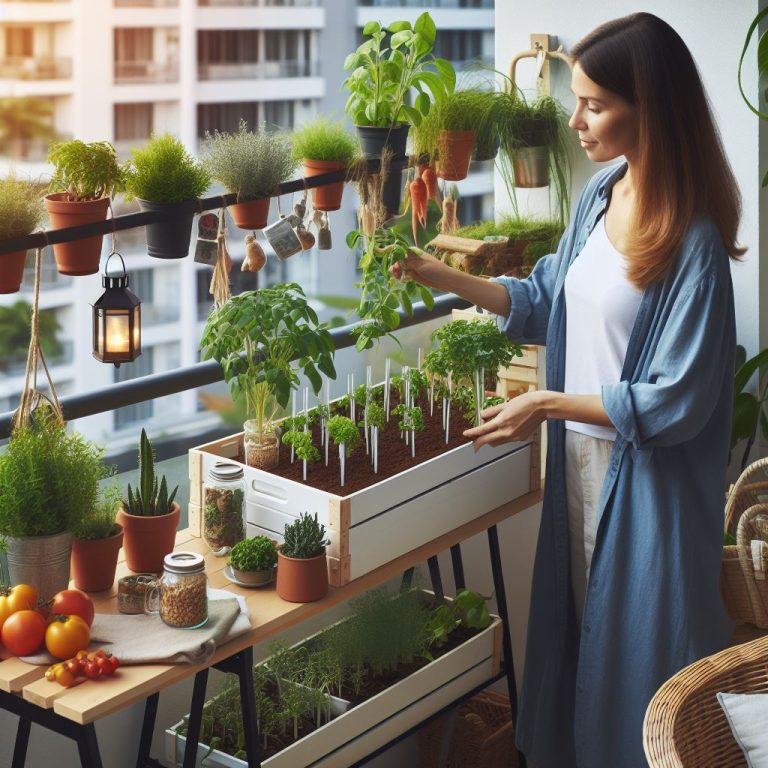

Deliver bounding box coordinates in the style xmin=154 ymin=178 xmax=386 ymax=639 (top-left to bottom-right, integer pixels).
xmin=92 ymin=252 xmax=141 ymax=367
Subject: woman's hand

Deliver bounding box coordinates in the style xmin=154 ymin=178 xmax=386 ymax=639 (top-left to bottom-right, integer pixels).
xmin=389 ymin=247 xmax=447 ymax=290
xmin=463 ymin=392 xmax=546 ymax=450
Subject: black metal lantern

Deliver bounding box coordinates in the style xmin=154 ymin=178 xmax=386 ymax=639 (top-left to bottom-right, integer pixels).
xmin=92 ymin=252 xmax=141 ymax=367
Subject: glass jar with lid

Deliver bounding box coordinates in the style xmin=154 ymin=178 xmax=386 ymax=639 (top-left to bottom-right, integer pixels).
xmin=145 ymin=551 xmax=208 ymax=629
xmin=203 ymin=461 xmax=246 ymax=556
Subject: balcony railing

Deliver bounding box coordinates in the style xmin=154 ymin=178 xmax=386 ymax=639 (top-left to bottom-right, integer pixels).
xmin=114 ymin=60 xmax=179 ymax=84
xmin=0 ymin=57 xmax=72 ymax=80
xmin=198 ymin=0 xmax=319 ymax=6
xmin=198 ymin=60 xmax=321 ymax=80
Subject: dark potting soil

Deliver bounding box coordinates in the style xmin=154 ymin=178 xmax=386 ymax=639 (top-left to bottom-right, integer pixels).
xmin=234 ymin=395 xmax=478 ymax=496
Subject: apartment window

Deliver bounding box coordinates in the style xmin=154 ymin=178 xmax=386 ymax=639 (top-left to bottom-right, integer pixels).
xmin=5 ymin=27 xmax=33 ymax=57
xmin=433 ymin=30 xmax=483 ymax=62
xmin=264 ymin=101 xmax=294 ymax=129
xmin=114 ymin=103 xmax=153 ymax=141
xmin=197 ymin=102 xmax=260 ymax=137
xmin=114 ymin=28 xmax=153 ymax=63
xmin=113 ymin=347 xmax=154 ymax=429
xmin=265 ymin=30 xmax=309 ymax=62
xmin=197 ymin=30 xmax=259 ymax=65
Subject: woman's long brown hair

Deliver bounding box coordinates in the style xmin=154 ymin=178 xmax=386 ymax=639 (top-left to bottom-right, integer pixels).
xmin=571 ymin=13 xmax=745 ymax=289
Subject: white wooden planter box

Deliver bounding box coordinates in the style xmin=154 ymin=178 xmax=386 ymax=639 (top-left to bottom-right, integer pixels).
xmin=189 ymin=424 xmax=539 ymax=586
xmin=164 ymin=614 xmax=502 ymax=768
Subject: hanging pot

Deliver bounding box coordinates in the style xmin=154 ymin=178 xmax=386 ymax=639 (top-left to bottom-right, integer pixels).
xmin=44 ymin=194 xmax=110 ymax=275
xmin=5 ymin=531 xmax=73 ymax=601
xmin=0 ymin=251 xmax=27 ymax=294
xmin=356 ymin=124 xmax=410 ymax=160
xmin=303 ymin=159 xmax=346 ymax=211
xmin=513 ymin=146 xmax=550 ymax=188
xmin=473 ymin=136 xmax=500 ymax=162
xmin=276 ymin=550 xmax=328 ymax=603
xmin=116 ymin=502 xmax=180 ymax=574
xmin=437 ymin=130 xmax=476 ymax=181
xmin=70 ymin=525 xmax=124 ymax=593
xmin=381 ymin=157 xmax=409 ymax=220
xmin=137 ymin=199 xmax=195 ymax=259
xmin=229 ymin=198 xmax=271 ymax=231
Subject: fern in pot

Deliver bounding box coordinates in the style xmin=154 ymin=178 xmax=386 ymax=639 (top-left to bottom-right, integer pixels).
xmin=0 ymin=174 xmax=45 ymax=294
xmin=45 ymin=140 xmax=125 ymax=275
xmin=276 ymin=512 xmax=330 ymax=603
xmin=201 ymin=120 xmax=295 ymax=230
xmin=123 ymin=133 xmax=211 ymax=259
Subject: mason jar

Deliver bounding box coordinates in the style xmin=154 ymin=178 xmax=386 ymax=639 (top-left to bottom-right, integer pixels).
xmin=203 ymin=461 xmax=246 ymax=556
xmin=243 ymin=420 xmax=281 ymax=470
xmin=145 ymin=551 xmax=208 ymax=629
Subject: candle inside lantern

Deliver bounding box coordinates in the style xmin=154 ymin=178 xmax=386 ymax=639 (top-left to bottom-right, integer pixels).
xmin=105 ymin=314 xmax=130 ymax=353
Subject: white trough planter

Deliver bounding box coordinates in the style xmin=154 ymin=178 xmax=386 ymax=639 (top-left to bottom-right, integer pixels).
xmin=164 ymin=613 xmax=502 ymax=767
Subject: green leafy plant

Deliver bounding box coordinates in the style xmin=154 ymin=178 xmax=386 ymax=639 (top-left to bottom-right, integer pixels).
xmin=71 ymin=484 xmax=122 ymax=541
xmin=393 ymin=403 xmax=424 ymax=433
xmin=436 ymin=89 xmax=494 ymax=133
xmin=0 ymin=417 xmax=112 ymax=538
xmin=200 ymin=283 xmax=337 ymax=445
xmin=343 ymin=13 xmax=455 ymax=129
xmin=291 ymin=118 xmax=358 ymax=163
xmin=731 ymin=343 xmax=768 ymax=471
xmin=124 ymin=132 xmax=211 ymax=203
xmin=347 ymin=227 xmax=435 ymax=351
xmin=0 ymin=174 xmax=44 ymax=240
xmin=424 ymin=589 xmax=491 ymax=656
xmin=229 ymin=536 xmax=278 ymax=572
xmin=281 ymin=512 xmax=328 ymax=559
xmin=366 ymin=401 xmax=386 ymax=430
xmin=47 ymin=140 xmax=124 ymax=201
xmin=282 ymin=430 xmax=320 ymax=463
xmin=327 ymin=415 xmax=360 ymax=455
xmin=122 ymin=428 xmax=178 ymax=517
xmin=201 ymin=120 xmax=295 ymax=200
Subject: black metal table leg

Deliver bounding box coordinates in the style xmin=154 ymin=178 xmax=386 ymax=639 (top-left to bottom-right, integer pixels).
xmin=12 ymin=716 xmax=30 ymax=768
xmin=76 ymin=723 xmax=103 ymax=768
xmin=487 ymin=524 xmax=526 ymax=768
xmin=135 ymin=692 xmax=159 ymax=768
xmin=427 ymin=555 xmax=444 ymax=601
xmin=235 ymin=647 xmax=261 ymax=768
xmin=183 ymin=668 xmax=210 ymax=768
xmin=449 ymin=543 xmax=465 ymax=592
xmin=400 ymin=566 xmax=415 ymax=591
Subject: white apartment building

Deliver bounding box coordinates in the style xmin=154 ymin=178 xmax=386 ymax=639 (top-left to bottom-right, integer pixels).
xmin=0 ymin=0 xmax=494 ymax=451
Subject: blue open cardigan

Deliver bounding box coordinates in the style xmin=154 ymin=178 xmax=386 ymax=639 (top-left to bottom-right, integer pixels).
xmin=493 ymin=163 xmax=734 ymax=767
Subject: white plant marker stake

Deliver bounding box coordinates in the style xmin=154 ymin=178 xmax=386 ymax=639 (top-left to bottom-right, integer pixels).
xmin=445 ymin=372 xmax=452 ymax=444
xmin=474 ymin=369 xmax=483 ymax=427
xmin=417 ymin=347 xmax=422 ymax=371
xmin=384 ymin=357 xmax=391 ymax=423
xmin=339 ymin=443 xmax=345 ymax=487
xmin=373 ymin=426 xmax=378 ymax=474
xmin=364 ymin=365 xmax=372 ymax=455
xmin=348 ymin=372 xmax=355 ymax=422
xmin=324 ymin=378 xmax=330 ymax=466
xmin=302 ymin=388 xmax=309 ymax=481
xmin=402 ymin=365 xmax=409 ymax=444
xmin=430 ymin=376 xmax=435 ymax=417
xmin=290 ymin=391 xmax=297 ymax=463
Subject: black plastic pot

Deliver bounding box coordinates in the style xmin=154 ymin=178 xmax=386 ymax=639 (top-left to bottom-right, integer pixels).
xmin=473 ymin=136 xmax=500 ymax=162
xmin=137 ymin=199 xmax=196 ymax=259
xmin=356 ymin=124 xmax=410 ymax=159
xmin=382 ymin=157 xmax=408 ymax=220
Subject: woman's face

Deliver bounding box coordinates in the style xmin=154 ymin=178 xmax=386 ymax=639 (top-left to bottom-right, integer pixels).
xmin=569 ymin=63 xmax=639 ymax=163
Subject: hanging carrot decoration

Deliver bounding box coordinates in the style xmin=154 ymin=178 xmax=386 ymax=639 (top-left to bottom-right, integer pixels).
xmin=442 ymin=194 xmax=459 ymax=234
xmin=421 ymin=166 xmax=440 ymax=205
xmin=410 ymin=176 xmax=428 ymax=246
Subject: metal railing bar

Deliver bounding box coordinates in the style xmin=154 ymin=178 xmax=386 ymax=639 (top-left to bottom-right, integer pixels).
xmin=0 ymin=293 xmax=470 ymax=438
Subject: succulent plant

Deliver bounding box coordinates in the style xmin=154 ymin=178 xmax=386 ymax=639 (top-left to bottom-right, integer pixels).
xmin=281 ymin=512 xmax=328 ymax=560
xmin=123 ymin=429 xmax=178 ymax=517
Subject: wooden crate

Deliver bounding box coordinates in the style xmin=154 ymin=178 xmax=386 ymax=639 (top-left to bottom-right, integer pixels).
xmin=189 ymin=428 xmax=539 ymax=588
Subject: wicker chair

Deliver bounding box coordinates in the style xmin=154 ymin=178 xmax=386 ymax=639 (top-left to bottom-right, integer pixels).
xmin=643 ymin=635 xmax=768 ymax=767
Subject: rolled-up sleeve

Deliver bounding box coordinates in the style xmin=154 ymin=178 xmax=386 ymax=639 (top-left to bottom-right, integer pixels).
xmin=602 ymin=272 xmax=734 ymax=449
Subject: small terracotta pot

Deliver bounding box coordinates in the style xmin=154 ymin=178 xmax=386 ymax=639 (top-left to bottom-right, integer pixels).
xmin=437 ymin=130 xmax=476 ymax=181
xmin=0 ymin=250 xmax=27 ymax=294
xmin=303 ymin=159 xmax=346 ymax=212
xmin=44 ymin=194 xmax=110 ymax=275
xmin=71 ymin=525 xmax=124 ymax=593
xmin=116 ymin=502 xmax=181 ymax=574
xmin=276 ymin=550 xmax=328 ymax=603
xmin=229 ymin=198 xmax=270 ymax=230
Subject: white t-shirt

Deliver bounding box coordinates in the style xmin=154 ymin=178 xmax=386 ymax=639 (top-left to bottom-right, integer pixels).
xmin=563 ymin=216 xmax=643 ymax=441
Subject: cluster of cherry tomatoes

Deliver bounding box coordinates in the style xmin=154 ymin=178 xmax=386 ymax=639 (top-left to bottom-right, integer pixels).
xmin=0 ymin=585 xmax=95 ymax=660
xmin=45 ymin=649 xmax=120 ymax=688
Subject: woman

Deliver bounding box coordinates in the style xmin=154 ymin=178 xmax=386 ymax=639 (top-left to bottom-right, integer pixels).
xmin=395 ymin=13 xmax=743 ymax=768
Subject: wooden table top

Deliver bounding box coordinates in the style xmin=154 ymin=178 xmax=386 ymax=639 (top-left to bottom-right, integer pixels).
xmin=0 ymin=489 xmax=542 ymax=725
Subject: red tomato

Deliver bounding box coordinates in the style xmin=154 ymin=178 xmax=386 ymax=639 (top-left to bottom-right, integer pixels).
xmin=84 ymin=659 xmax=101 ymax=680
xmin=105 ymin=654 xmax=120 ymax=675
xmin=1 ymin=610 xmax=46 ymax=656
xmin=0 ymin=584 xmax=39 ymax=633
xmin=50 ymin=590 xmax=94 ymax=627
xmin=44 ymin=615 xmax=91 ymax=660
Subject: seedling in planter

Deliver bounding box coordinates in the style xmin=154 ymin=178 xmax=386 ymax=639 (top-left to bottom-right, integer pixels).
xmin=281 ymin=430 xmax=320 ymax=481
xmin=393 ymin=403 xmax=425 ymax=458
xmin=365 ymin=401 xmax=386 ymax=473
xmin=327 ymin=415 xmax=360 ymax=488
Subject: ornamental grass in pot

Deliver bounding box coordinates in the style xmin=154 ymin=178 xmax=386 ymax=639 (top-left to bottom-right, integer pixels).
xmin=116 ymin=428 xmax=180 ymax=574
xmin=291 ymin=118 xmax=357 ymax=212
xmin=70 ymin=485 xmax=123 ymax=593
xmin=0 ymin=175 xmax=45 ymax=293
xmin=123 ymin=133 xmax=211 ymax=259
xmin=276 ymin=512 xmax=329 ymax=603
xmin=45 ymin=140 xmax=125 ymax=275
xmin=434 ymin=90 xmax=491 ymax=181
xmin=201 ymin=120 xmax=295 ymax=230
xmin=228 ymin=535 xmax=277 ymax=586
xmin=0 ymin=412 xmax=111 ymax=599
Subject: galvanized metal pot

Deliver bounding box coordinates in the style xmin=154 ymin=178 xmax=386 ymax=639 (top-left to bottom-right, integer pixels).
xmin=5 ymin=532 xmax=73 ymax=600
xmin=513 ymin=145 xmax=550 ymax=188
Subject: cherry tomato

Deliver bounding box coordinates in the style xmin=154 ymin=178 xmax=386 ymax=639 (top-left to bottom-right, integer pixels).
xmin=50 ymin=590 xmax=94 ymax=627
xmin=45 ymin=663 xmax=60 ymax=682
xmin=1 ymin=609 xmax=46 ymax=656
xmin=53 ymin=665 xmax=77 ymax=688
xmin=44 ymin=615 xmax=90 ymax=660
xmin=84 ymin=659 xmax=101 ymax=680
xmin=105 ymin=654 xmax=120 ymax=675
xmin=0 ymin=584 xmax=39 ymax=633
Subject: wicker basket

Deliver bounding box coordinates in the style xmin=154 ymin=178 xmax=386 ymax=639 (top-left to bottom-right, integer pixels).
xmin=418 ymin=690 xmax=518 ymax=768
xmin=721 ymin=457 xmax=768 ymax=627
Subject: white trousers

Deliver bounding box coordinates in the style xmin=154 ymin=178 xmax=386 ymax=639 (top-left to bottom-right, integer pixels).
xmin=565 ymin=429 xmax=613 ymax=629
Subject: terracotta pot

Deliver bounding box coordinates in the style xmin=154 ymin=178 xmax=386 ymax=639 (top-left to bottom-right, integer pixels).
xmin=437 ymin=130 xmax=476 ymax=181
xmin=71 ymin=525 xmax=124 ymax=593
xmin=44 ymin=194 xmax=110 ymax=275
xmin=303 ymin=159 xmax=346 ymax=212
xmin=276 ymin=550 xmax=328 ymax=603
xmin=0 ymin=250 xmax=27 ymax=294
xmin=116 ymin=502 xmax=181 ymax=574
xmin=229 ymin=198 xmax=270 ymax=230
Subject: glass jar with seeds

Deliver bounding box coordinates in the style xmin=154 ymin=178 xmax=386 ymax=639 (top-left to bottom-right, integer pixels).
xmin=203 ymin=461 xmax=246 ymax=556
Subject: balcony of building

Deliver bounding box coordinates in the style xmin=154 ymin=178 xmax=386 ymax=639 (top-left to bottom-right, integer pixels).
xmin=113 ymin=27 xmax=179 ymax=85
xmin=114 ymin=0 xmax=178 ymax=7
xmin=198 ymin=0 xmax=319 ymax=6
xmin=0 ymin=54 xmax=71 ymax=79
